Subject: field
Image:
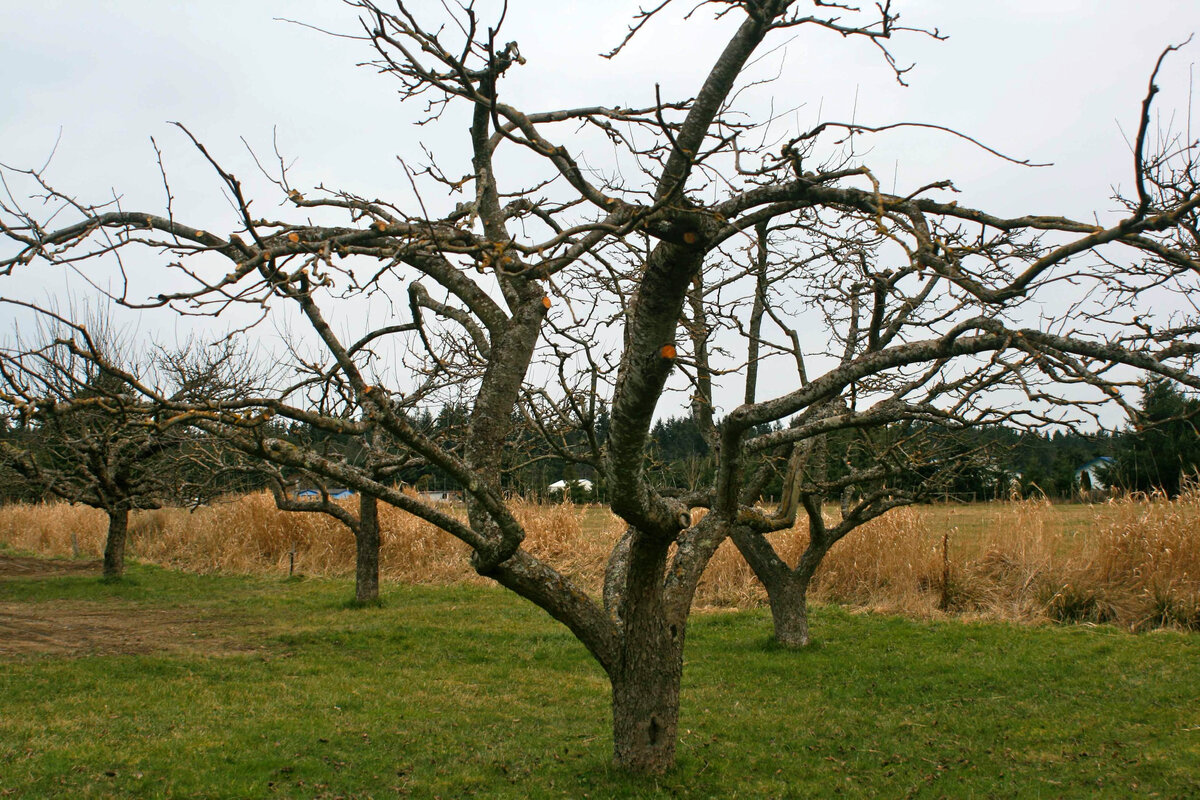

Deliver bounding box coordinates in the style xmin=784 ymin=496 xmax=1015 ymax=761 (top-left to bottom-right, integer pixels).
xmin=2 ymin=554 xmax=1199 ymax=798
xmin=1 ymin=495 xmax=1198 ymax=795
xmin=2 ymin=492 xmax=1198 ymax=631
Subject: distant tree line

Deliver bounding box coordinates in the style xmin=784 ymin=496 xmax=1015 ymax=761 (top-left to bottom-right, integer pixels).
xmin=7 ymin=377 xmax=1199 ymax=515
xmin=1101 ymin=378 xmax=1200 ymax=497
xmin=644 ymin=379 xmax=1200 ymax=502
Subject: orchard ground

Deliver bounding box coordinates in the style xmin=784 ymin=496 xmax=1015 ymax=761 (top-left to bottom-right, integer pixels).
xmin=1 ymin=549 xmax=1198 ymax=798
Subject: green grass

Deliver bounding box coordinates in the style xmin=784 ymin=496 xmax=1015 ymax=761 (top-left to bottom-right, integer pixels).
xmin=2 ymin=562 xmax=1198 ymax=798
xmin=891 ymin=500 xmax=1104 ymax=536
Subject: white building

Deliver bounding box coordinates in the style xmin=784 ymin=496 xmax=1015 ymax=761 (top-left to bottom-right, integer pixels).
xmin=1075 ymin=456 xmax=1115 ymax=490
xmin=547 ymin=479 xmax=594 ymax=495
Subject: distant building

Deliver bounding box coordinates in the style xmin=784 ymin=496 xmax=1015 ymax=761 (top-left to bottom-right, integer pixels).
xmin=1075 ymin=456 xmax=1115 ymax=491
xmin=295 ymin=487 xmax=356 ymax=500
xmin=548 ymin=478 xmax=594 ymax=496
xmin=419 ymin=489 xmax=462 ymax=502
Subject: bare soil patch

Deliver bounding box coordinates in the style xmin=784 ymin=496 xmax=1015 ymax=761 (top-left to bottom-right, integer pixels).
xmin=0 ymin=554 xmax=102 ymax=579
xmin=0 ymin=601 xmax=249 ymax=657
xmin=0 ymin=555 xmax=258 ymax=658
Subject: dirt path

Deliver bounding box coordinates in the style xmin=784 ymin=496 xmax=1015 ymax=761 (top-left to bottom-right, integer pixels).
xmin=0 ymin=554 xmax=103 ymax=579
xmin=0 ymin=555 xmax=256 ymax=657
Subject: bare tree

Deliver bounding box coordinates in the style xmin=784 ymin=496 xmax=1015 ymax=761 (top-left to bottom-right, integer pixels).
xmin=259 ymin=423 xmax=418 ymax=605
xmin=2 ymin=1 xmax=1199 ymax=773
xmin=0 ymin=310 xmax=239 ymax=578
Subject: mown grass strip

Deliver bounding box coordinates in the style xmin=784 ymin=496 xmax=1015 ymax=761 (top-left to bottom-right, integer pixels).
xmin=1 ymin=562 xmax=1197 ymax=798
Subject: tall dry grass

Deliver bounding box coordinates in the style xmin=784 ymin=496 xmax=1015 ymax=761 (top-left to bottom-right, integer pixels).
xmin=1 ymin=489 xmax=1197 ymax=631
xmin=0 ymin=502 xmax=107 ymax=558
xmin=1046 ymin=490 xmax=1200 ymax=630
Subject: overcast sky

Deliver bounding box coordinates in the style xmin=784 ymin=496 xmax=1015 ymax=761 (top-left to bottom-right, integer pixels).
xmin=2 ymin=1 xmax=1199 ymax=419
xmin=3 ymin=2 xmax=1196 ymax=206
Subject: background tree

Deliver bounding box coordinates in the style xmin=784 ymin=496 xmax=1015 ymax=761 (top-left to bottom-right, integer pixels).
xmin=0 ymin=311 xmax=243 ymax=578
xmin=3 ymin=1 xmax=1200 ymax=774
xmin=1104 ymin=378 xmax=1200 ymax=496
xmin=259 ymin=422 xmax=419 ymax=605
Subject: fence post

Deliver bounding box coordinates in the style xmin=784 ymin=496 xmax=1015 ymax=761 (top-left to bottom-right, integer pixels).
xmin=938 ymin=531 xmax=952 ymax=611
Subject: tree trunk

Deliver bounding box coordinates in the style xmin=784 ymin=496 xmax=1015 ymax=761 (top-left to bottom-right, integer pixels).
xmin=610 ymin=532 xmax=684 ymax=774
xmin=354 ymin=493 xmax=380 ymax=605
xmin=611 ymin=638 xmax=683 ymax=774
xmin=767 ymin=541 xmax=828 ymax=648
xmin=103 ymin=507 xmax=129 ymax=579
xmin=734 ymin=529 xmax=827 ymax=648
xmin=766 ymin=575 xmax=812 ymax=648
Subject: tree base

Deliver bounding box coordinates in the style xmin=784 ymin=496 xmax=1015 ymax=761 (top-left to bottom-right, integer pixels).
xmin=769 ymin=591 xmax=812 ymax=649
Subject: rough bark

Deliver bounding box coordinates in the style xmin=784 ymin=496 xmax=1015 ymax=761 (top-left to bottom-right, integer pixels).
xmin=611 ymin=636 xmax=683 ymax=774
xmin=102 ymin=507 xmax=129 ymax=579
xmin=609 ymin=530 xmax=684 ymax=774
xmin=355 ymin=493 xmax=381 ymax=605
xmin=765 ymin=571 xmax=814 ymax=648
xmin=734 ymin=526 xmax=828 ymax=648
xmin=463 ymin=291 xmax=547 ymax=570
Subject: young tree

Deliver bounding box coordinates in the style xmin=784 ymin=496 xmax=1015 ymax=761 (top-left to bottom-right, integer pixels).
xmin=3 ymin=1 xmax=1200 ymax=773
xmin=0 ymin=313 xmax=231 ymax=578
xmin=261 ymin=423 xmax=417 ymax=605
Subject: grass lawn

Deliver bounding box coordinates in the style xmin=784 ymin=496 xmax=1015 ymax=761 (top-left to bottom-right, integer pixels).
xmin=915 ymin=502 xmax=1115 ymax=543
xmin=1 ymin=557 xmax=1198 ymax=798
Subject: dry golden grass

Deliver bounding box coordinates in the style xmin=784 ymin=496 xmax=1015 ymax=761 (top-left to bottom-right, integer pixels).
xmin=2 ymin=489 xmax=1197 ymax=631
xmin=0 ymin=502 xmax=107 ymax=558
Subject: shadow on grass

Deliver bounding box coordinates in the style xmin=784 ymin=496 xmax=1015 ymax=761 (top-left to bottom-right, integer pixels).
xmin=343 ymin=596 xmax=385 ymax=610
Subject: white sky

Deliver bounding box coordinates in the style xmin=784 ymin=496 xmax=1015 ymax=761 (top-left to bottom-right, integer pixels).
xmin=3 ymin=2 xmax=1195 ymax=209
xmin=2 ymin=1 xmax=1199 ymax=422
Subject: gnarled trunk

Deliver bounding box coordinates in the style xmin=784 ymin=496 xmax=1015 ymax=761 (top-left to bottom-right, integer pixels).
xmin=609 ymin=531 xmax=684 ymax=774
xmin=354 ymin=493 xmax=380 ymax=605
xmin=766 ymin=574 xmax=813 ymax=648
xmin=103 ymin=507 xmax=129 ymax=579
xmin=611 ymin=634 xmax=683 ymax=774
xmin=735 ymin=528 xmax=828 ymax=648
xmin=766 ymin=542 xmax=828 ymax=648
